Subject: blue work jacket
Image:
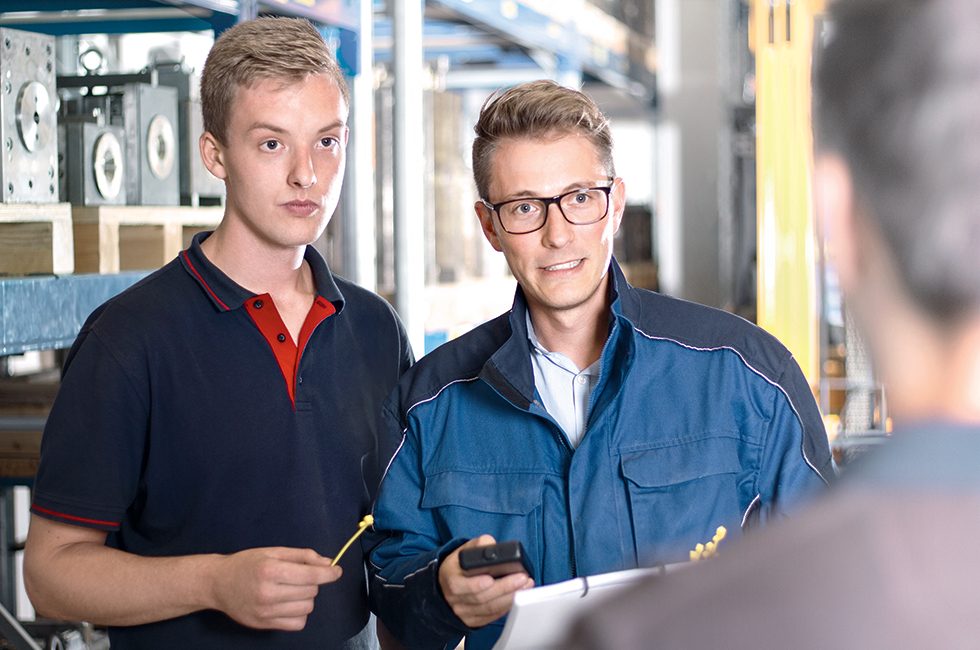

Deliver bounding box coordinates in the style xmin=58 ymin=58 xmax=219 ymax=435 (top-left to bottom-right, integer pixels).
xmin=368 ymin=260 xmax=833 ymax=650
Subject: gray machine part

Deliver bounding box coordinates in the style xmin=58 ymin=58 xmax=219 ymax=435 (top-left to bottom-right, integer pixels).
xmin=179 ymin=98 xmax=224 ymax=205
xmin=0 ymin=28 xmax=58 ymax=203
xmin=120 ymin=83 xmax=179 ymax=205
xmin=154 ymin=67 xmax=224 ymax=205
xmin=145 ymin=113 xmax=175 ymax=180
xmin=60 ymin=121 xmax=127 ymax=206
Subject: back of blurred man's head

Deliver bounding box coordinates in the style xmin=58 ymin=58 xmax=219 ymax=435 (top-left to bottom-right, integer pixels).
xmin=814 ymin=0 xmax=980 ymax=325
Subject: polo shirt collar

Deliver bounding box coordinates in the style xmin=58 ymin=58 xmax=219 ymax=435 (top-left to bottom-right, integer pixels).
xmin=179 ymin=231 xmax=346 ymax=313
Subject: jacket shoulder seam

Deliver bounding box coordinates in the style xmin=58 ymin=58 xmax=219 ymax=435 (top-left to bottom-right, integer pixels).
xmin=632 ymin=327 xmax=829 ymax=485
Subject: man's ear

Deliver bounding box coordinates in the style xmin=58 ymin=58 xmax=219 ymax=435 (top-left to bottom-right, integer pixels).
xmin=199 ymin=131 xmax=228 ymax=181
xmin=476 ymin=201 xmax=504 ymax=252
xmin=814 ymin=153 xmax=857 ymax=294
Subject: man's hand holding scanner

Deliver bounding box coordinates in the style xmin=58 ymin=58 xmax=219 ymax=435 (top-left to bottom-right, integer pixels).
xmin=438 ymin=535 xmax=534 ymax=629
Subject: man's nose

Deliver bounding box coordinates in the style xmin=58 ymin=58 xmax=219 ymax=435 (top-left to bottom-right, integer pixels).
xmin=288 ymin=148 xmax=317 ymax=188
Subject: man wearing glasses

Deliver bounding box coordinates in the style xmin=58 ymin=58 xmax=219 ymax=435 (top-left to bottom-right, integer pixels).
xmin=367 ymin=80 xmax=833 ymax=650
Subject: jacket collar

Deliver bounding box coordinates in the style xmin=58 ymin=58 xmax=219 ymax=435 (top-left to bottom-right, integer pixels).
xmin=608 ymin=257 xmax=641 ymax=323
xmin=480 ymin=257 xmax=635 ymax=409
xmin=179 ymin=231 xmax=345 ymax=314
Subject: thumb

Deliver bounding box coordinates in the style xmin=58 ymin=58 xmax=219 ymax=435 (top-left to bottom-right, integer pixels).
xmin=460 ymin=534 xmax=497 ymax=550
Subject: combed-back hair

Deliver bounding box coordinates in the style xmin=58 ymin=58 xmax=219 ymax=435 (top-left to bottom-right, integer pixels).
xmin=472 ymin=80 xmax=614 ymax=200
xmin=200 ymin=16 xmax=349 ymax=143
xmin=814 ymin=0 xmax=980 ymax=319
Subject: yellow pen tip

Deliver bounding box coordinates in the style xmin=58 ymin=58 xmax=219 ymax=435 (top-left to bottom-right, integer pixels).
xmin=362 ymin=514 xmax=374 ymax=526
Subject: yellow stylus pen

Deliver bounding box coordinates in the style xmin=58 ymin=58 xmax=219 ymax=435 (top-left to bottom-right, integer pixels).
xmin=331 ymin=514 xmax=374 ymax=566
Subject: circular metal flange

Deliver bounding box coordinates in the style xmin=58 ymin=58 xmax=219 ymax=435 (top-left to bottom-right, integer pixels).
xmin=16 ymin=81 xmax=53 ymax=153
xmin=93 ymin=131 xmax=123 ymax=199
xmin=146 ymin=114 xmax=176 ymax=180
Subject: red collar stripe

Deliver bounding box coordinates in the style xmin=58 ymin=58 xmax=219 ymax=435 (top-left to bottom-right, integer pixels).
xmin=181 ymin=251 xmax=231 ymax=311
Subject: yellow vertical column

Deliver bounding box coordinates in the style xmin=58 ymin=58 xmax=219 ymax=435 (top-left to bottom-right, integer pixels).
xmin=753 ymin=0 xmax=823 ymax=389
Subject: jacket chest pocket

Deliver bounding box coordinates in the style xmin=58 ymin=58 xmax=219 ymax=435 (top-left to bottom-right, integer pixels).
xmin=422 ymin=471 xmax=543 ymax=580
xmin=620 ymin=436 xmax=743 ymax=566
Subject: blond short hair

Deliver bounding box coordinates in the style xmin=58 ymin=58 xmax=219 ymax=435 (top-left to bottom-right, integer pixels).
xmin=200 ymin=17 xmax=349 ymax=143
xmin=472 ymin=80 xmax=614 ymax=200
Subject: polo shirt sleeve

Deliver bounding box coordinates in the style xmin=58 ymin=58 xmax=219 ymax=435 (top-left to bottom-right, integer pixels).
xmin=360 ymin=305 xmax=415 ymax=505
xmin=31 ymin=327 xmax=149 ymax=532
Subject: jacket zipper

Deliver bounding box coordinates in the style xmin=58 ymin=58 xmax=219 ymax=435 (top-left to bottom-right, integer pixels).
xmin=487 ymin=382 xmax=581 ymax=582
xmin=532 ymin=398 xmax=578 ymax=580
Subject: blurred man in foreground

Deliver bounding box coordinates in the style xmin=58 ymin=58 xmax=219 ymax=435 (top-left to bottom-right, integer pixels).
xmin=569 ymin=1 xmax=980 ymax=647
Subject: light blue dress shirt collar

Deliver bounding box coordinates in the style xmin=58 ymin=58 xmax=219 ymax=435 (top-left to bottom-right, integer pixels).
xmin=525 ymin=311 xmax=601 ymax=448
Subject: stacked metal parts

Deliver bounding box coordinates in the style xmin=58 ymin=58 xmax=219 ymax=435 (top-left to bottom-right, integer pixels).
xmin=58 ymin=71 xmax=181 ymax=206
xmin=122 ymin=82 xmax=179 ymax=206
xmin=56 ymin=57 xmax=225 ymax=207
xmin=0 ymin=28 xmax=58 ymax=204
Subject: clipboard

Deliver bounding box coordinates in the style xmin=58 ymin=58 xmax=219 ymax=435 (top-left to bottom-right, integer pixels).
xmin=492 ymin=565 xmax=681 ymax=649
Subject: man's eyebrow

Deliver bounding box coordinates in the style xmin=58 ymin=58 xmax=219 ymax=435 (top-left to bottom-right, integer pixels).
xmin=246 ymin=120 xmax=347 ymax=134
xmin=316 ymin=120 xmax=348 ymax=133
xmin=247 ymin=122 xmax=286 ymax=134
xmin=500 ymin=181 xmax=599 ymax=201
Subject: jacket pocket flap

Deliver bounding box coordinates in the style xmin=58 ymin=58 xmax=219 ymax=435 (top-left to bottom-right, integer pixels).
xmin=621 ymin=437 xmax=741 ymax=488
xmin=422 ymin=471 xmax=542 ymax=515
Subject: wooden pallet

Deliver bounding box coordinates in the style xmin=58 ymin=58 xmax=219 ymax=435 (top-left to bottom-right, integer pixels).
xmin=0 ymin=429 xmax=42 ymax=481
xmin=72 ymin=205 xmax=223 ymax=273
xmin=0 ymin=203 xmax=74 ymax=276
xmin=0 ymin=380 xmax=58 ymax=481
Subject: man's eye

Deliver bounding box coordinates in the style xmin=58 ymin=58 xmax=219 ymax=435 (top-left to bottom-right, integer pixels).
xmin=572 ymin=192 xmax=591 ymax=203
xmin=262 ymin=140 xmax=280 ymax=151
xmin=515 ymin=203 xmax=535 ymax=214
xmin=321 ymin=137 xmax=338 ymax=148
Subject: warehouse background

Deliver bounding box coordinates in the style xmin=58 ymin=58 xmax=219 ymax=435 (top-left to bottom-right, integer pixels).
xmin=0 ymin=2 xmax=881 ymax=646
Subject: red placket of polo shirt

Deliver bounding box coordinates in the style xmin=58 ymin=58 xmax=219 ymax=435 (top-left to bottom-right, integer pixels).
xmin=245 ymin=294 xmax=336 ymax=407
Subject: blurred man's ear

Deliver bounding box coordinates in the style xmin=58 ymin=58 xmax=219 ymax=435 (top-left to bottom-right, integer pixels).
xmin=814 ymin=153 xmax=857 ymax=296
xmin=475 ymin=201 xmax=504 ymax=252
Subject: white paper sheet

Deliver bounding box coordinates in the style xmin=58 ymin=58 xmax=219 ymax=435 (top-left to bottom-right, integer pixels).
xmin=492 ymin=566 xmax=678 ymax=649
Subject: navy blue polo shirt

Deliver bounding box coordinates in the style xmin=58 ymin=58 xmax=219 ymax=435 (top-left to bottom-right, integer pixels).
xmin=32 ymin=232 xmax=413 ymax=648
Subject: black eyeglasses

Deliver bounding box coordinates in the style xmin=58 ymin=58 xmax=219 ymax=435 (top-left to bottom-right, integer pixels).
xmin=481 ymin=181 xmax=615 ymax=235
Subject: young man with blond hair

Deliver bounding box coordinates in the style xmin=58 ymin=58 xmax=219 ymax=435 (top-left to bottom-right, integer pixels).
xmin=24 ymin=17 xmax=411 ymax=648
xmin=368 ymin=79 xmax=833 ymax=650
